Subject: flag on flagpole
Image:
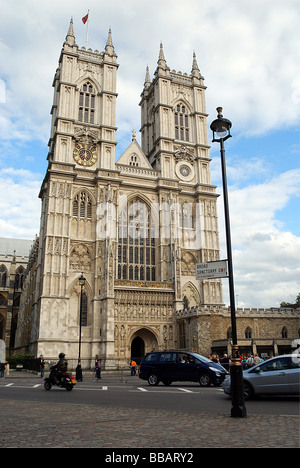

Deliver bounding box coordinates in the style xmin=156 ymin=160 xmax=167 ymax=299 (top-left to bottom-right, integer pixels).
xmin=82 ymin=13 xmax=89 ymax=24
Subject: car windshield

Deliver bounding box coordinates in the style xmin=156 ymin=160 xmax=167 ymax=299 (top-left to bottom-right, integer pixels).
xmin=190 ymin=353 xmax=212 ymax=364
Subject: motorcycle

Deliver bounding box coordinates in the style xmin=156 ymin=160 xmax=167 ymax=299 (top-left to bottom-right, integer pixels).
xmin=44 ymin=368 xmax=76 ymax=391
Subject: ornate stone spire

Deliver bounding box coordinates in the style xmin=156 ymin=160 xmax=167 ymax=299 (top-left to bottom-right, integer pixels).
xmin=65 ymin=17 xmax=76 ymax=46
xmin=157 ymin=42 xmax=167 ymax=70
xmin=191 ymin=51 xmax=201 ymax=78
xmin=105 ymin=28 xmax=115 ymax=55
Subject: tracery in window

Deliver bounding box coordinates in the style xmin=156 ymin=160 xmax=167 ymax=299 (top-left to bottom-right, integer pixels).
xmin=78 ymin=82 xmax=96 ymax=124
xmin=15 ymin=267 xmax=25 ymax=290
xmin=72 ymin=192 xmax=92 ymax=219
xmin=118 ymin=198 xmax=156 ymax=281
xmin=175 ymin=103 xmax=189 ymax=142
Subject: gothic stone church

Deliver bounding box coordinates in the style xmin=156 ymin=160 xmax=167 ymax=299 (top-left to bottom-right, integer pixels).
xmin=14 ymin=21 xmax=299 ymax=366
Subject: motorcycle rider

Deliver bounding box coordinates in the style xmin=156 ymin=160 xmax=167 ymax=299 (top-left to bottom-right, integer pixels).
xmin=50 ymin=353 xmax=68 ymax=385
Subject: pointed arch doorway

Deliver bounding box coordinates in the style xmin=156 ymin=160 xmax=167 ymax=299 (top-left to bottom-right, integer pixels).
xmin=130 ymin=328 xmax=158 ymax=364
xmin=131 ymin=337 xmax=144 ymax=364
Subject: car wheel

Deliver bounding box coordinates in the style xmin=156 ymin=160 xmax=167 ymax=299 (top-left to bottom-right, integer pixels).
xmin=199 ymin=373 xmax=211 ymax=387
xmin=148 ymin=374 xmax=159 ymax=386
xmin=243 ymin=381 xmax=254 ymax=400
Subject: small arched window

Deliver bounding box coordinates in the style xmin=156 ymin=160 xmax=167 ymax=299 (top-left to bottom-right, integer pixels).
xmin=129 ymin=154 xmax=139 ymax=167
xmin=15 ymin=267 xmax=25 ymax=290
xmin=73 ymin=192 xmax=92 ymax=219
xmin=78 ymin=82 xmax=96 ymax=124
xmin=281 ymin=327 xmax=288 ymax=338
xmin=245 ymin=327 xmax=252 ymax=339
xmin=0 ymin=266 xmax=7 ymax=288
xmin=0 ymin=294 xmax=6 ymax=306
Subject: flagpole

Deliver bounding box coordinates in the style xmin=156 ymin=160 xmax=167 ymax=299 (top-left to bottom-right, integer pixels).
xmin=85 ymin=10 xmax=90 ymax=49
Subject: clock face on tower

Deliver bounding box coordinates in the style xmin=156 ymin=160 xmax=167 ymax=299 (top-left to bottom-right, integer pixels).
xmin=73 ymin=143 xmax=97 ymax=166
xmin=175 ymin=161 xmax=194 ymax=182
xmin=179 ymin=165 xmax=191 ymax=177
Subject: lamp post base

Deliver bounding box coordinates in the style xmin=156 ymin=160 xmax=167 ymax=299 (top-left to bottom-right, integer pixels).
xmin=76 ymin=363 xmax=83 ymax=382
xmin=230 ymin=358 xmax=247 ymax=418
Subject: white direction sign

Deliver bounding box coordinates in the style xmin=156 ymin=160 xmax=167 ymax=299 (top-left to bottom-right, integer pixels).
xmin=196 ymin=260 xmax=228 ymax=280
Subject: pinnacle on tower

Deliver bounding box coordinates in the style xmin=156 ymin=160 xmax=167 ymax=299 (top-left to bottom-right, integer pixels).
xmin=144 ymin=66 xmax=151 ymax=89
xmin=191 ymin=51 xmax=201 ymax=78
xmin=105 ymin=28 xmax=116 ymax=55
xmin=157 ymin=42 xmax=167 ymax=69
xmin=65 ymin=17 xmax=76 ymax=46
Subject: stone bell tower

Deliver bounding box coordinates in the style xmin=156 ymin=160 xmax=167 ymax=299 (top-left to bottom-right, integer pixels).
xmin=140 ymin=44 xmax=223 ymax=307
xmin=48 ymin=18 xmax=118 ymax=171
xmin=20 ymin=20 xmax=120 ymax=360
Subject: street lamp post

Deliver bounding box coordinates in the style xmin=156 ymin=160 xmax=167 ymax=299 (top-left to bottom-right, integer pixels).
xmin=76 ymin=272 xmax=86 ymax=382
xmin=210 ymin=108 xmax=246 ymax=418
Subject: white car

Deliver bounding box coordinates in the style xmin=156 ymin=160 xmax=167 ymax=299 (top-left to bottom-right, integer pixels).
xmin=223 ymin=354 xmax=300 ymax=400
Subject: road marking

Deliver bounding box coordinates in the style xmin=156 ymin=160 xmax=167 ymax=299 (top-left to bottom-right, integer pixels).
xmin=137 ymin=387 xmax=148 ymax=392
xmin=5 ymin=383 xmax=14 ymax=387
xmin=177 ymin=388 xmax=194 ymax=393
xmin=102 ymin=386 xmax=108 ymax=391
xmin=33 ymin=384 xmax=41 ymax=388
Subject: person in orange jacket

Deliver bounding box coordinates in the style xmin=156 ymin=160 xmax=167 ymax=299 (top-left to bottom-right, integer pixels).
xmin=130 ymin=360 xmax=137 ymax=376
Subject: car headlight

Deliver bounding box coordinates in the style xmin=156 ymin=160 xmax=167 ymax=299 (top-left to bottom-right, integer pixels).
xmin=209 ymin=367 xmax=221 ymax=374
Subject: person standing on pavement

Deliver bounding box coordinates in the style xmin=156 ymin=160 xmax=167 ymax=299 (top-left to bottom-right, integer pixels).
xmin=0 ymin=361 xmax=6 ymax=378
xmin=40 ymin=359 xmax=45 ymax=378
xmin=130 ymin=360 xmax=137 ymax=376
xmin=95 ymin=358 xmax=101 ymax=380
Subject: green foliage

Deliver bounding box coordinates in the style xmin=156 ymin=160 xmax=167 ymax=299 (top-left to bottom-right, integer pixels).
xmin=7 ymin=353 xmax=35 ymax=369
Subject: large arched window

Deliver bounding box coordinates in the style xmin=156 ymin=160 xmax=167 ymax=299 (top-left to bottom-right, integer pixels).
xmin=78 ymin=81 xmax=96 ymax=124
xmin=174 ymin=103 xmax=189 ymax=142
xmin=118 ymin=198 xmax=156 ymax=282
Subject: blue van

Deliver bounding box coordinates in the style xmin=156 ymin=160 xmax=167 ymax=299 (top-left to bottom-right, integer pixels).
xmin=139 ymin=351 xmax=228 ymax=387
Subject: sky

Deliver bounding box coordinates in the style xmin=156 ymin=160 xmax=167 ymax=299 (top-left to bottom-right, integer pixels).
xmin=0 ymin=0 xmax=299 ymax=309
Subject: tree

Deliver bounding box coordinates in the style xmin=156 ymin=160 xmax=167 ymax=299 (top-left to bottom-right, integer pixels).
xmin=280 ymin=293 xmax=300 ymax=309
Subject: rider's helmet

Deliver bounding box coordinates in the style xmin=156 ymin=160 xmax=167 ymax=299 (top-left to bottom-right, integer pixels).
xmin=59 ymin=353 xmax=65 ymax=359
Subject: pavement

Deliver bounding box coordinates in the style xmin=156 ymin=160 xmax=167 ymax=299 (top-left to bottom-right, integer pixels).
xmin=0 ymin=370 xmax=299 ymax=449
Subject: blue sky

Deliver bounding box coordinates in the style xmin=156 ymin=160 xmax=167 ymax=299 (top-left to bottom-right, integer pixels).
xmin=0 ymin=0 xmax=299 ymax=308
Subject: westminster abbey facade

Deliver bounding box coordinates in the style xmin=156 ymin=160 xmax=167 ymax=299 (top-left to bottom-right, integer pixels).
xmin=13 ymin=20 xmax=299 ymax=366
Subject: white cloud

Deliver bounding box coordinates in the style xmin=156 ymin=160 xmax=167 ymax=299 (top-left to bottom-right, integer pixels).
xmin=0 ymin=168 xmax=41 ymax=238
xmin=0 ymin=0 xmax=299 ymax=147
xmin=218 ymin=168 xmax=300 ymax=307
